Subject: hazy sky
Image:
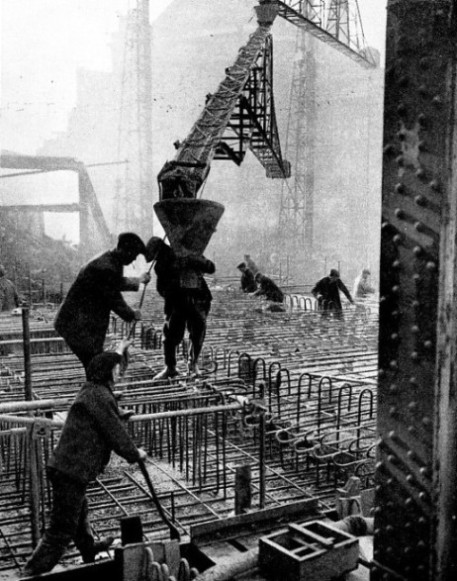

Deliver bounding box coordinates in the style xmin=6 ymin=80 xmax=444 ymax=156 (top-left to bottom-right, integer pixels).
xmin=1 ymin=0 xmax=387 ymax=154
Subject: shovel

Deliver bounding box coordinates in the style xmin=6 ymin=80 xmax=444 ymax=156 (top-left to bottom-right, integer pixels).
xmin=138 ymin=458 xmax=181 ymax=541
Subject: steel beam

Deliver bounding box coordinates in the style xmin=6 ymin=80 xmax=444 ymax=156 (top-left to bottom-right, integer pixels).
xmin=374 ymin=1 xmax=457 ymax=579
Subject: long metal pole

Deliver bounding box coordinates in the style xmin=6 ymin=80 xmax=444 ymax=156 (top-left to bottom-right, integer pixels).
xmin=21 ymin=306 xmax=32 ymax=401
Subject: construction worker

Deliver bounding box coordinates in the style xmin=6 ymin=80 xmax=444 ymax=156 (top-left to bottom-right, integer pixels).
xmin=20 ymin=342 xmax=147 ymax=577
xmin=145 ymin=237 xmax=215 ymax=379
xmin=312 ymin=269 xmax=354 ymax=320
xmin=0 ymin=264 xmax=20 ymax=311
xmin=237 ymin=262 xmax=257 ymax=293
xmin=244 ymin=254 xmax=259 ymax=275
xmin=54 ymin=233 xmax=151 ymax=374
xmin=252 ymin=272 xmax=284 ymax=303
xmin=353 ymin=268 xmax=375 ymax=299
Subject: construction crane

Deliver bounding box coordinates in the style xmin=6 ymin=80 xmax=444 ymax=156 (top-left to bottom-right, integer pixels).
xmin=155 ymin=0 xmax=375 ymax=256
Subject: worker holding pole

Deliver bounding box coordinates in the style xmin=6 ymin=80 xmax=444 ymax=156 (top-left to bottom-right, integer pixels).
xmin=20 ymin=341 xmax=147 ymax=578
xmin=54 ymin=232 xmax=151 ymax=375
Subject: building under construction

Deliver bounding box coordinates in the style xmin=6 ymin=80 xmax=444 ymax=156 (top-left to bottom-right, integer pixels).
xmin=1 ymin=1 xmax=457 ymax=580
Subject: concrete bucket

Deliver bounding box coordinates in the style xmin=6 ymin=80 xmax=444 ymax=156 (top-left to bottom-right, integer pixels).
xmin=153 ymin=199 xmax=225 ymax=255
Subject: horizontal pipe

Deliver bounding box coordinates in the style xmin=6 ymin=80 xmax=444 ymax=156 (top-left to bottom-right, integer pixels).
xmin=0 ymin=402 xmax=244 ymax=428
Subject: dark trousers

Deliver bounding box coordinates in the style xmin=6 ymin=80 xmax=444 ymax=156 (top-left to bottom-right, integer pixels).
xmin=163 ymin=295 xmax=210 ymax=368
xmin=64 ymin=339 xmax=103 ymax=376
xmin=23 ymin=470 xmax=95 ymax=576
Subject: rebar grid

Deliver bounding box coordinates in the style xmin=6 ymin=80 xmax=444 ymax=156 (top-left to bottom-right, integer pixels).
xmin=1 ymin=288 xmax=378 ymax=572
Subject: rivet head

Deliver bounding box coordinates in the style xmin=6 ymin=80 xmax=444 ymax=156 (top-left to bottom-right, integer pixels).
xmin=424 ymin=340 xmax=433 ymax=349
xmin=411 ymin=325 xmax=420 ymax=333
xmin=413 ymin=246 xmax=423 ymax=256
xmin=422 ymin=416 xmax=432 ymax=426
xmin=412 ymin=300 xmax=420 ymax=308
xmin=426 ymin=261 xmax=437 ymax=271
xmin=392 ymin=259 xmax=401 ymax=269
xmin=405 ymin=497 xmax=413 ymax=507
xmin=392 ymin=285 xmax=400 ymax=294
xmin=394 ymin=208 xmax=405 ymax=219
xmin=414 ymin=221 xmax=424 ymax=232
xmin=418 ymin=113 xmax=427 ymax=124
xmin=386 ymin=477 xmax=394 ymax=485
xmin=409 ymin=401 xmax=418 ymax=410
xmin=432 ymin=95 xmax=442 ymax=106
xmin=415 ymin=168 xmax=426 ymax=179
xmin=390 ymin=333 xmax=399 ymax=341
xmin=389 ymin=360 xmax=398 ymax=369
xmin=389 ymin=383 xmax=398 ymax=393
xmin=397 ymin=103 xmax=407 ymax=116
xmin=430 ymin=179 xmax=440 ymax=191
xmin=408 ymin=425 xmax=415 ymax=433
xmin=388 ymin=430 xmax=396 ymax=438
xmin=418 ymin=84 xmax=428 ymax=96
xmin=393 ymin=234 xmax=402 ymax=244
xmin=394 ymin=184 xmax=405 ymax=194
xmin=383 ymin=144 xmax=396 ymax=155
xmin=410 ymin=376 xmax=418 ymax=385
xmin=411 ymin=351 xmax=419 ymax=360
xmin=412 ymin=273 xmax=421 ymax=281
xmin=395 ymin=155 xmax=404 ymax=166
xmin=389 ymin=406 xmax=397 ymax=416
xmin=414 ymin=194 xmax=426 ymax=205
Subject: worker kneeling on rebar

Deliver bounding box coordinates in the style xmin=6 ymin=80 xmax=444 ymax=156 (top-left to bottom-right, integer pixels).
xmin=21 ymin=343 xmax=147 ymax=578
xmin=145 ymin=237 xmax=215 ymax=379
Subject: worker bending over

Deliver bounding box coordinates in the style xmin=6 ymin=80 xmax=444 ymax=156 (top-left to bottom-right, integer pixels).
xmin=54 ymin=232 xmax=151 ymax=374
xmin=312 ymin=268 xmax=354 ymax=320
xmin=252 ymin=272 xmax=284 ymax=303
xmin=21 ymin=343 xmax=147 ymax=577
xmin=146 ymin=237 xmax=215 ymax=379
xmin=0 ymin=264 xmax=20 ymax=312
xmin=237 ymin=262 xmax=257 ymax=293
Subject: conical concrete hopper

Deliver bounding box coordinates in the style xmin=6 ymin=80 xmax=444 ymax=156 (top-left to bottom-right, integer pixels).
xmin=153 ymin=199 xmax=225 ymax=255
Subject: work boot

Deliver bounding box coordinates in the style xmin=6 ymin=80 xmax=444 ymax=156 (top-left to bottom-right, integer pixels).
xmin=187 ymin=361 xmax=201 ymax=377
xmin=80 ymin=536 xmax=114 ymax=563
xmin=20 ymin=536 xmax=66 ymax=577
xmin=153 ymin=366 xmax=178 ymax=381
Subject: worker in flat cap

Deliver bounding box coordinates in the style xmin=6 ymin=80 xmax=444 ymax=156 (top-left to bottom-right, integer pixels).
xmin=54 ymin=233 xmax=151 ymax=374
xmin=312 ymin=268 xmax=354 ymax=320
xmin=21 ymin=341 xmax=147 ymax=577
xmin=237 ymin=261 xmax=257 ymax=293
xmin=0 ymin=264 xmax=20 ymax=312
xmin=145 ymin=236 xmax=215 ymax=379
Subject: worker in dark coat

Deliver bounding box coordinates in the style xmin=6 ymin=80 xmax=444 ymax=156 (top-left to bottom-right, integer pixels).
xmin=237 ymin=262 xmax=257 ymax=293
xmin=54 ymin=233 xmax=150 ymax=373
xmin=0 ymin=264 xmax=20 ymax=311
xmin=253 ymin=272 xmax=284 ymax=303
xmin=145 ymin=237 xmax=215 ymax=379
xmin=312 ymin=268 xmax=354 ymax=320
xmin=21 ymin=346 xmax=147 ymax=577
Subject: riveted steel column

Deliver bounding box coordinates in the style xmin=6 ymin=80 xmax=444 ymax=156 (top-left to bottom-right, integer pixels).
xmin=375 ymin=1 xmax=457 ymax=580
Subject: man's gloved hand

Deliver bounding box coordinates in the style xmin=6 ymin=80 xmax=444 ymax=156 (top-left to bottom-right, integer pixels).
xmin=139 ymin=272 xmax=151 ymax=285
xmin=133 ymin=309 xmax=142 ymax=321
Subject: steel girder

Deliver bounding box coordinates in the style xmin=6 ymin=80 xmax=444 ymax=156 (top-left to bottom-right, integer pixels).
xmin=0 ymin=153 xmax=112 ymax=259
xmin=271 ymin=0 xmax=377 ymax=68
xmin=375 ymin=1 xmax=457 ymax=579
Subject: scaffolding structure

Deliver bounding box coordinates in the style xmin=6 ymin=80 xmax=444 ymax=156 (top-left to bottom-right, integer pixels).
xmin=114 ymin=0 xmax=153 ymax=239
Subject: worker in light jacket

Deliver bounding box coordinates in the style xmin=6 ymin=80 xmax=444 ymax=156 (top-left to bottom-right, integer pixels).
xmin=54 ymin=232 xmax=150 ymax=374
xmin=21 ymin=345 xmax=147 ymax=577
xmin=145 ymin=237 xmax=215 ymax=379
